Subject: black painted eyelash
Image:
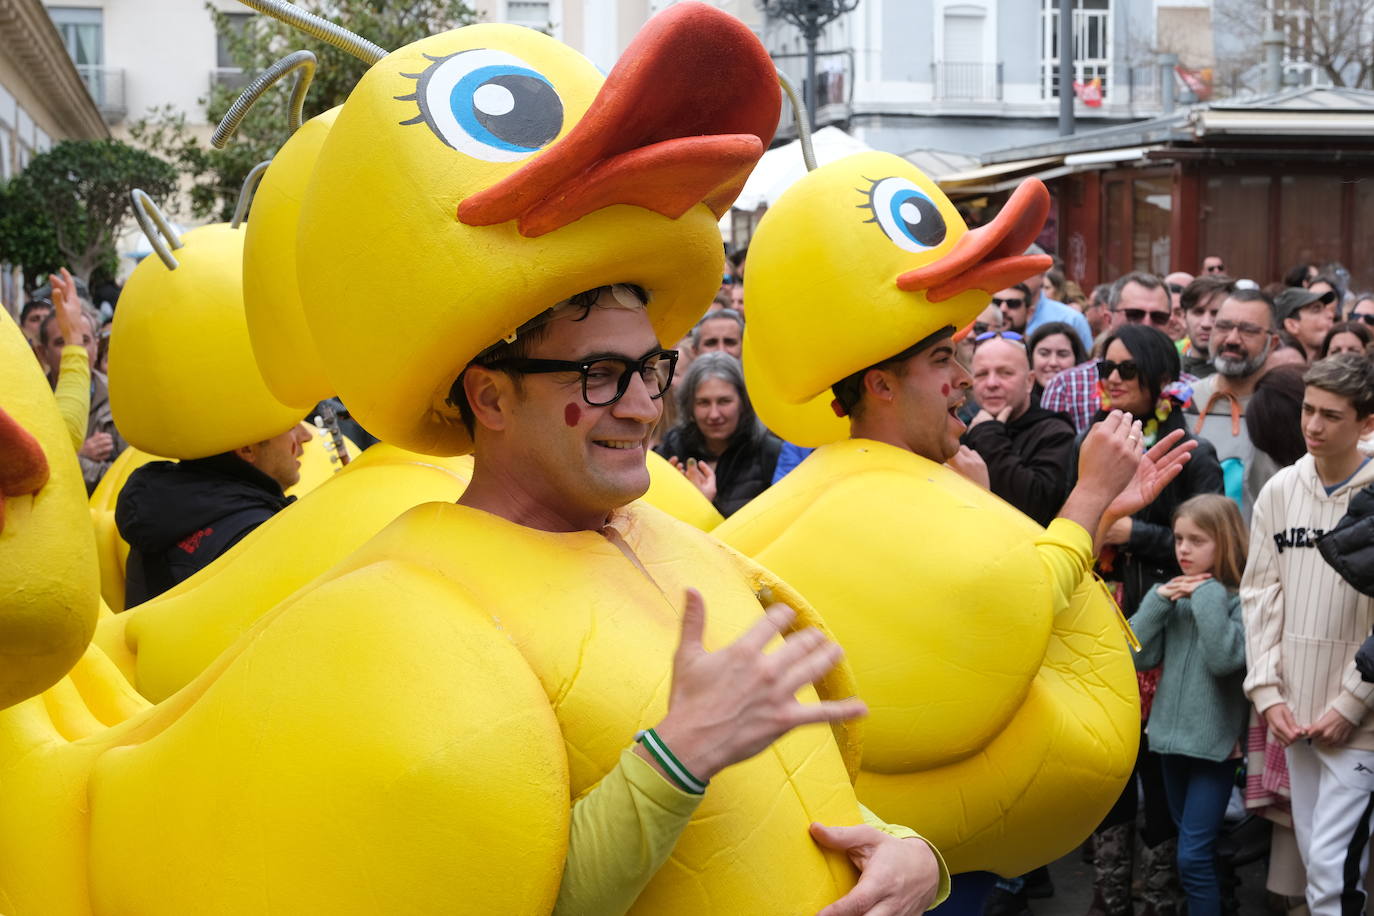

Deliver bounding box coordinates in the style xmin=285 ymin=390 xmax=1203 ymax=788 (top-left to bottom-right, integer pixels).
xmin=394 ymin=52 xmax=459 ymax=135
xmin=855 ymin=176 xmax=881 ymax=225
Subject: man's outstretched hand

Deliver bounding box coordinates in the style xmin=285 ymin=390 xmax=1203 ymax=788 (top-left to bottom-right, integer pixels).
xmin=1104 ymin=427 xmax=1196 ymax=522
xmin=643 ymin=589 xmax=867 ymax=783
xmin=812 ymin=823 xmax=942 ymax=916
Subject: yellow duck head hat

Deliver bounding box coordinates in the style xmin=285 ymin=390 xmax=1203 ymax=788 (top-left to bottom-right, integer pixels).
xmin=742 ymin=152 xmax=1052 ymax=447
xmin=292 ymin=2 xmax=779 ymax=454
xmin=0 ymin=312 xmax=98 ymax=708
xmin=241 ymin=105 xmax=341 ymax=410
xmin=109 ymin=198 xmax=308 ymax=460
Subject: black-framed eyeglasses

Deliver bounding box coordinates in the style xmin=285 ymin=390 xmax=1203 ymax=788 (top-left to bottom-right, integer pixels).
xmin=1097 ymin=359 xmax=1142 ymax=382
xmin=992 ymin=297 xmax=1026 ymax=308
xmin=482 ymin=349 xmax=679 ymax=407
xmin=1120 ymin=308 xmax=1172 ymax=327
xmin=974 ymin=330 xmax=1025 ymax=343
xmin=1213 ymin=319 xmax=1268 ymax=339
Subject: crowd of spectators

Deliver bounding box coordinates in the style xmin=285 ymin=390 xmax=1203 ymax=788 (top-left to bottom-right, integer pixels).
xmin=12 ymin=231 xmax=1374 ymax=916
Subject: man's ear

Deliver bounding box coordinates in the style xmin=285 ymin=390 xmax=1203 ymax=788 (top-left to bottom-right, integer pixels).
xmin=463 ymin=366 xmax=512 ymax=432
xmin=1283 ymin=316 xmax=1299 ymax=337
xmin=862 ymin=367 xmax=896 ymax=404
xmin=233 ymin=442 xmax=257 ymax=466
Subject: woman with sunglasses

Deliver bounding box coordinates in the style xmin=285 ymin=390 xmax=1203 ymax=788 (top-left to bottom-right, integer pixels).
xmin=1071 ymin=324 xmax=1223 ymax=916
xmin=655 ymin=351 xmax=781 ymax=517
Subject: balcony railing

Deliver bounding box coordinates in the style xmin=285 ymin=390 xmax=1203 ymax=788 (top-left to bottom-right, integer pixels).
xmin=771 ymin=48 xmax=855 ymax=134
xmin=933 ymin=61 xmax=1003 ymax=102
xmin=75 ymin=65 xmax=126 ymax=123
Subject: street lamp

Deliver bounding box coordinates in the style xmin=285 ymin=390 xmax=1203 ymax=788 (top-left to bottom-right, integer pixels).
xmin=758 ymin=0 xmax=859 ymax=127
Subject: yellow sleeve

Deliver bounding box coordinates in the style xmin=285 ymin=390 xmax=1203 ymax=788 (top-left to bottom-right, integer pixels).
xmin=858 ymin=804 xmax=952 ymax=908
xmin=554 ymin=747 xmax=702 ymax=916
xmin=54 ymin=345 xmax=91 ymax=452
xmin=1036 ymin=517 xmax=1095 ymax=614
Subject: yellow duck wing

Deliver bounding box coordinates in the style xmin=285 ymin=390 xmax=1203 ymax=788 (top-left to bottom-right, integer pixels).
xmin=1 ymin=558 xmax=567 ymax=915
xmin=717 ymin=441 xmax=1139 ymax=876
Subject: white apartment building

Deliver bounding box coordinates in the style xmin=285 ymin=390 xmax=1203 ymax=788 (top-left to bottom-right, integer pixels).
xmin=761 ymin=0 xmax=1218 ymax=155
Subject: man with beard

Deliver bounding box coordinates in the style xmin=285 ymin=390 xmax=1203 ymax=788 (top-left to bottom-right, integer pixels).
xmin=1184 ymin=287 xmax=1280 ymax=520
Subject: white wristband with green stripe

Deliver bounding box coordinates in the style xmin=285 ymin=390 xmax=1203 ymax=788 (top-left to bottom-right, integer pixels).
xmin=634 ymin=728 xmax=708 ymax=795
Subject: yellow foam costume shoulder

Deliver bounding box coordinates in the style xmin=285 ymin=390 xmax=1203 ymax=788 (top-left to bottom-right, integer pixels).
xmin=0 ymin=311 xmax=569 ymax=915
xmin=715 ymin=152 xmax=1140 ymax=876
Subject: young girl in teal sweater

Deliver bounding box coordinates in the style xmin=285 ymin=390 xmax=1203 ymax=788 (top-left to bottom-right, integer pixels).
xmin=1131 ymin=494 xmax=1249 ymax=916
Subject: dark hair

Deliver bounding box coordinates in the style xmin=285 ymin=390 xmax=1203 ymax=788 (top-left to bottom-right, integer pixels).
xmin=20 ymin=300 xmax=52 ymax=323
xmin=1283 ymin=262 xmax=1317 ymax=289
xmin=1107 ymin=271 xmax=1165 ymax=310
xmin=1027 ymin=320 xmax=1087 ymax=366
xmin=1180 ymin=276 xmax=1234 ymax=313
xmin=1043 ymin=268 xmax=1065 ymax=299
xmin=1223 ymin=286 xmax=1278 ymax=327
xmin=448 ymin=283 xmax=650 ymax=435
xmin=1304 ymin=353 xmax=1374 ymax=418
xmin=1099 ymin=324 xmax=1179 ymax=405
xmin=831 ymin=326 xmax=955 ymax=419
xmin=1247 ymin=365 xmax=1308 ymax=467
xmin=1319 ymin=322 xmax=1373 ymax=360
xmin=672 ymin=351 xmax=765 ymax=452
xmin=1002 ymin=282 xmax=1032 ymax=302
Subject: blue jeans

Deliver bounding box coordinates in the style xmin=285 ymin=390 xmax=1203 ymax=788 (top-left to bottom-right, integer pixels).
xmin=1158 ymin=753 xmax=1238 ymax=916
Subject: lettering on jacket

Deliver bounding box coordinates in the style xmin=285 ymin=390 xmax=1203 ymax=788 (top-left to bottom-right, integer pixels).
xmin=1273 ymin=526 xmax=1327 ymax=554
xmin=178 ymin=527 xmax=214 ymax=555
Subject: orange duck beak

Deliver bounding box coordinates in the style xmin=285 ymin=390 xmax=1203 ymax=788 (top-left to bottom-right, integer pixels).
xmin=0 ymin=405 xmax=49 ymax=536
xmin=457 ymin=2 xmax=781 ymax=238
xmin=897 ymin=179 xmax=1053 ymax=302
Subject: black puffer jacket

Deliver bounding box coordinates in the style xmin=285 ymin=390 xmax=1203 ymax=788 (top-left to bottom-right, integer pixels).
xmin=962 ymin=404 xmax=1077 ymax=527
xmin=115 ymin=453 xmax=294 ymax=608
xmin=1069 ymin=408 xmax=1223 ymax=614
xmin=655 ymin=426 xmax=782 ymax=518
xmin=1318 ymin=482 xmax=1374 ymax=598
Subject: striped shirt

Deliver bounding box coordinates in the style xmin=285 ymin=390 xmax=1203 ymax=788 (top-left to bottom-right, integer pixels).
xmin=1242 ymin=454 xmax=1374 ymax=750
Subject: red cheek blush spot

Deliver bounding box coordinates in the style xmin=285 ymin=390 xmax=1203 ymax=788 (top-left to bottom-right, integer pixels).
xmin=564 ymin=403 xmax=582 ymax=427
xmin=941 ymin=384 xmax=951 ymax=396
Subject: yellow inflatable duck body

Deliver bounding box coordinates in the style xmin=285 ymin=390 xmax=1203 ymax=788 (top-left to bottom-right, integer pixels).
xmin=0 ymin=309 xmax=570 ymax=914
xmin=714 ymin=152 xmax=1140 ymax=877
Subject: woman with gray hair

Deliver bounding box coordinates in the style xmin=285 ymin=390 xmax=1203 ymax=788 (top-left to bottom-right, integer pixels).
xmin=654 ymin=351 xmax=781 ymax=516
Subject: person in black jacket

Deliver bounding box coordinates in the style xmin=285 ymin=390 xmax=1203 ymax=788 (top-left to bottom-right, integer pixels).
xmin=962 ymin=334 xmax=1076 ymax=526
xmin=115 ymin=423 xmax=312 ymax=608
xmin=655 ymin=351 xmax=780 ymax=517
xmin=1070 ymin=324 xmax=1223 ymax=916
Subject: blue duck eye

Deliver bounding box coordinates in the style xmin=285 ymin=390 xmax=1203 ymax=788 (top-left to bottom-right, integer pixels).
xmin=862 ymin=177 xmax=947 ymax=253
xmin=402 ymin=49 xmax=564 ymax=162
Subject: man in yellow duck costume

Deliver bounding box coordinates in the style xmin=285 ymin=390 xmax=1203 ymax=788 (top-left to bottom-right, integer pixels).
xmin=269 ymin=0 xmax=956 ymax=907
xmin=714 ymin=152 xmax=1199 ymax=891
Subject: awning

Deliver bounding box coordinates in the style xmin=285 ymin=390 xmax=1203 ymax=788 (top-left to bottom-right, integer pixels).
xmin=1191 ymin=109 xmax=1374 ymax=137
xmin=935 ymin=155 xmax=1061 ymax=185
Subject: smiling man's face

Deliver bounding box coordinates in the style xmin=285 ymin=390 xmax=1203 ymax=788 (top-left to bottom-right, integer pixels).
xmin=501 ymin=300 xmax=665 ymax=520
